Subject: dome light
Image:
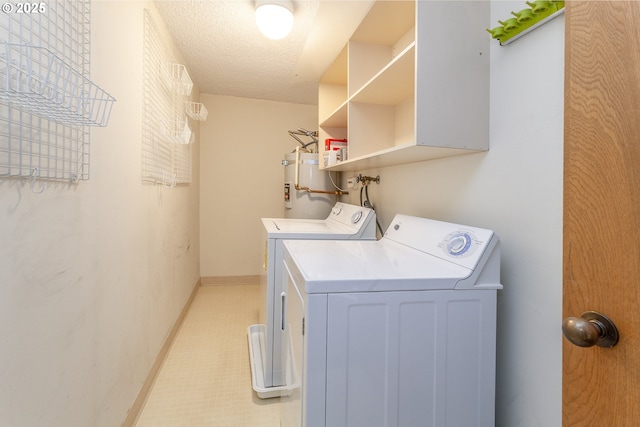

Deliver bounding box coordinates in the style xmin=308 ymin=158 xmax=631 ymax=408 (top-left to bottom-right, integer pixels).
xmin=255 ymin=1 xmax=294 ymax=40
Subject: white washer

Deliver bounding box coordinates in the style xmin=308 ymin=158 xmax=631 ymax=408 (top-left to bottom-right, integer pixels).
xmin=249 ymin=202 xmax=376 ymax=398
xmin=280 ymin=214 xmax=502 ymax=427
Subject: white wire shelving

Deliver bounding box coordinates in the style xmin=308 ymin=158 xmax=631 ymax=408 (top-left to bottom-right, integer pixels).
xmin=186 ymin=102 xmax=208 ymax=121
xmin=142 ymin=9 xmax=202 ymax=187
xmin=162 ymin=63 xmax=193 ymax=97
xmin=160 ymin=118 xmax=193 ymax=145
xmin=0 ymin=0 xmax=115 ymax=185
xmin=0 ymin=43 xmax=115 ymax=127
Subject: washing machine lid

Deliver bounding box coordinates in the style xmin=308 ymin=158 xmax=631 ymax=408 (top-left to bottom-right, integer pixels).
xmin=262 ymin=218 xmax=355 ymax=238
xmin=262 ymin=202 xmax=375 ymax=239
xmin=283 ymin=239 xmax=472 ymax=293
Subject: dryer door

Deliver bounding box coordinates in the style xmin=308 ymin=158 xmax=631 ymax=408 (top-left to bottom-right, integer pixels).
xmin=280 ymin=263 xmax=305 ymax=427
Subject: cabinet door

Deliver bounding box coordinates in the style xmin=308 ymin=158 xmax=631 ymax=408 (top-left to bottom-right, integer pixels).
xmin=415 ymin=0 xmax=489 ymax=150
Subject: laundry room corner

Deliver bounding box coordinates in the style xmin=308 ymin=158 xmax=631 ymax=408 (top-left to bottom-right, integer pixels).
xmin=198 ymin=94 xmax=317 ymax=280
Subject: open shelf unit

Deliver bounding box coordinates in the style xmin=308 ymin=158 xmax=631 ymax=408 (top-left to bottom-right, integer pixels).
xmin=318 ymin=0 xmax=490 ymax=171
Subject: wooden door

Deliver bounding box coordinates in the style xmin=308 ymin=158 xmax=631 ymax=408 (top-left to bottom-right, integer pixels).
xmin=563 ymin=1 xmax=640 ymax=425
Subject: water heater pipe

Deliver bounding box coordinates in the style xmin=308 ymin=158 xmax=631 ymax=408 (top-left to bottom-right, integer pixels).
xmin=294 ymin=146 xmax=348 ymax=196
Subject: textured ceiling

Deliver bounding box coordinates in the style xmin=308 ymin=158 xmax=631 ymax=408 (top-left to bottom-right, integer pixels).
xmin=154 ymin=0 xmax=374 ymax=105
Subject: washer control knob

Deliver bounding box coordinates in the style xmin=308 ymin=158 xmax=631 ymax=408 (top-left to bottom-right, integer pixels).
xmin=332 ymin=206 xmax=342 ymax=215
xmin=447 ymin=233 xmax=471 ymax=256
xmin=351 ymin=211 xmax=363 ymax=224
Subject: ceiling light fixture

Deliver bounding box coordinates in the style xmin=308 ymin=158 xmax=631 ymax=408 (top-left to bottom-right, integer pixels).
xmin=255 ymin=0 xmax=294 ymax=40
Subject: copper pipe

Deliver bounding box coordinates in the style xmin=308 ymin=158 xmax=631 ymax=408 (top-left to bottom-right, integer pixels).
xmin=294 ymin=184 xmax=348 ymax=196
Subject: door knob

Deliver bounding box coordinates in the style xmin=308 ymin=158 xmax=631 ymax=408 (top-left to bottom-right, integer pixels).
xmin=562 ymin=311 xmax=619 ymax=348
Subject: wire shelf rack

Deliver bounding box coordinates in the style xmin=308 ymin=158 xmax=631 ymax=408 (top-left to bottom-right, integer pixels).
xmin=0 ymin=0 xmax=114 ymax=185
xmin=142 ymin=9 xmax=193 ymax=186
xmin=0 ymin=43 xmax=115 ymax=127
xmin=162 ymin=63 xmax=193 ymax=97
xmin=160 ymin=118 xmax=193 ymax=145
xmin=186 ymin=102 xmax=208 ymax=121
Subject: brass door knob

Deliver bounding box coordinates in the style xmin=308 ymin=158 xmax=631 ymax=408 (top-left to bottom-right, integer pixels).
xmin=562 ymin=311 xmax=619 ymax=348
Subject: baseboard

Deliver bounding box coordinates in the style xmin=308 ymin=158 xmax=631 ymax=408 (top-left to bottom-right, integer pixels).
xmin=120 ymin=277 xmax=201 ymax=427
xmin=201 ymin=275 xmax=260 ymax=286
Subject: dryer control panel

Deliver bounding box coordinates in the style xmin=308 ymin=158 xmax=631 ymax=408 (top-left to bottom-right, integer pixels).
xmin=385 ymin=214 xmax=496 ymax=271
xmin=327 ymin=202 xmax=373 ymax=229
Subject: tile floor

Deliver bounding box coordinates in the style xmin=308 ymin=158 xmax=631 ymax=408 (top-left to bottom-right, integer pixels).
xmin=134 ymin=284 xmax=281 ymax=427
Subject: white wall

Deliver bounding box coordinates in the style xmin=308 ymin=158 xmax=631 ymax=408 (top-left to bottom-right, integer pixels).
xmin=341 ymin=5 xmax=564 ymax=426
xmin=199 ymin=94 xmax=317 ymax=278
xmin=0 ymin=3 xmax=200 ymax=427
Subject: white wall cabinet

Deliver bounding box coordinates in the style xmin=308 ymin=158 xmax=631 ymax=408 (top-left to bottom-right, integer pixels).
xmin=319 ymin=0 xmax=490 ymax=171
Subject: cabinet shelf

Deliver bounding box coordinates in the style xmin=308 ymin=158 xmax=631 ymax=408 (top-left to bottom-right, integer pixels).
xmin=325 ymin=143 xmax=483 ymax=172
xmin=320 ymin=101 xmax=347 ymax=128
xmin=351 ymin=43 xmax=415 ymax=105
xmin=317 ymin=0 xmax=489 ymax=172
xmin=320 ymin=42 xmax=416 ymax=122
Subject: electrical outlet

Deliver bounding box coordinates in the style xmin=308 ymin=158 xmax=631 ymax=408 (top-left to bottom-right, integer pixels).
xmin=346 ymin=176 xmax=358 ymax=189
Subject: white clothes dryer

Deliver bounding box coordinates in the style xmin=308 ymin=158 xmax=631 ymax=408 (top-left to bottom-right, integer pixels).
xmin=280 ymin=214 xmax=502 ymax=427
xmin=249 ymin=202 xmax=376 ymax=398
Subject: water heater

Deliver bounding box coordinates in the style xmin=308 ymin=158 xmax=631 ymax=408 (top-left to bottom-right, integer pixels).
xmin=283 ymin=150 xmax=335 ymax=219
